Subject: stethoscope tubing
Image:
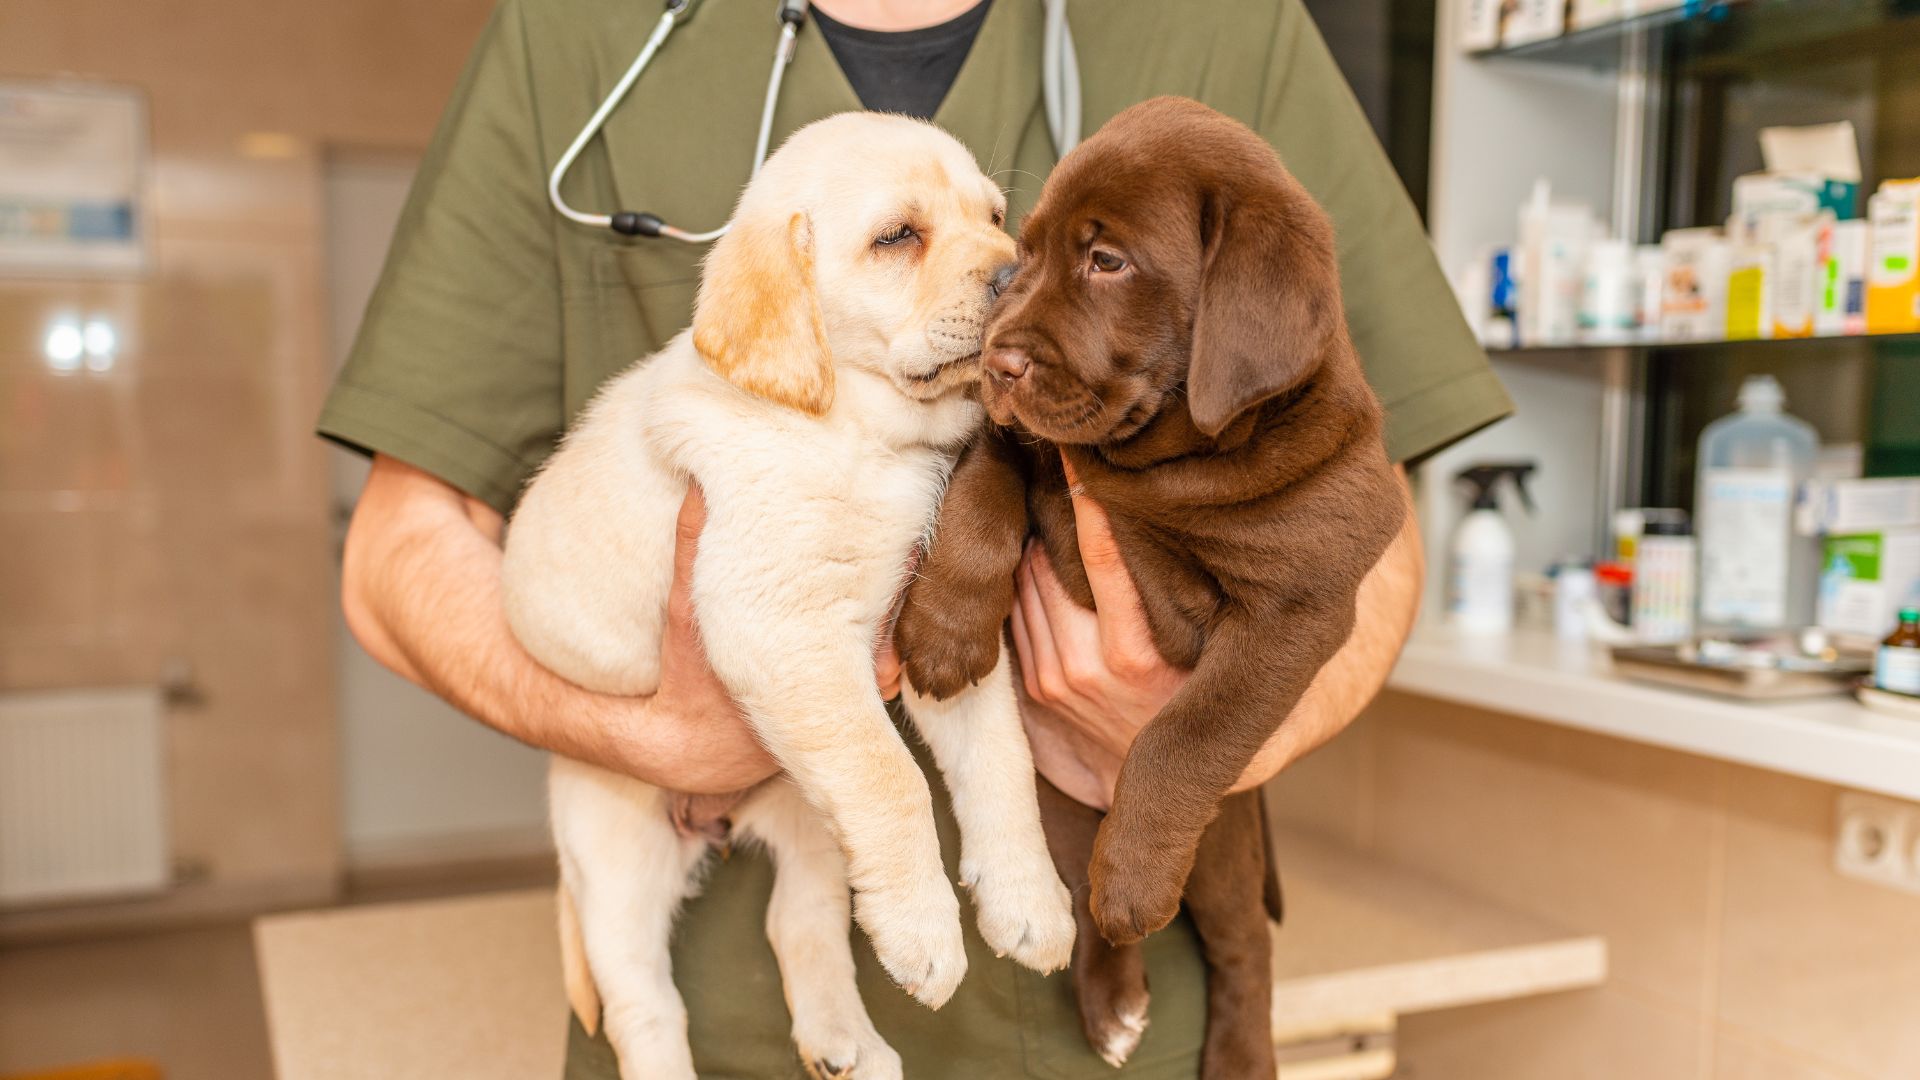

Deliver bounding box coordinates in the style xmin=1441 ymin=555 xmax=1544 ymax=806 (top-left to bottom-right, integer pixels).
xmin=546 ymin=4 xmax=685 ymax=235
xmin=548 ymin=0 xmax=1078 ymax=244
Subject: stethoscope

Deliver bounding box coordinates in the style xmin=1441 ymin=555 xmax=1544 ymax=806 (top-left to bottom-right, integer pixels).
xmin=547 ymin=0 xmax=1081 ymax=242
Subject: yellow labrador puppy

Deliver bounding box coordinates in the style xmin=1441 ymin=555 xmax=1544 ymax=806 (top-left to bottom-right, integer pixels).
xmin=501 ymin=113 xmax=1074 ymax=1080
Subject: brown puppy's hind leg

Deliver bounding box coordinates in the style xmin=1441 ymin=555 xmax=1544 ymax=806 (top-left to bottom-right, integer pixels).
xmin=1183 ymin=792 xmax=1275 ymax=1080
xmin=1040 ymin=776 xmax=1150 ymax=1068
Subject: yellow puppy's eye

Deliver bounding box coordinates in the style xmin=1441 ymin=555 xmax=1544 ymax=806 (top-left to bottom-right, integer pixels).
xmin=876 ymin=224 xmax=917 ymax=246
xmin=1091 ymin=249 xmax=1127 ymax=273
xmin=991 ymin=207 xmax=1006 ymax=228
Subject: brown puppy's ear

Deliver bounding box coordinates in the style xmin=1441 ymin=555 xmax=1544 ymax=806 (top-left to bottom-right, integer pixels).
xmin=1187 ymin=192 xmax=1340 ymax=437
xmin=692 ymin=209 xmax=834 ymax=415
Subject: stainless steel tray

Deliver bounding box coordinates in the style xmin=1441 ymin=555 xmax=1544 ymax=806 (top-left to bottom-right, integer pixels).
xmin=1610 ymin=638 xmax=1872 ymax=700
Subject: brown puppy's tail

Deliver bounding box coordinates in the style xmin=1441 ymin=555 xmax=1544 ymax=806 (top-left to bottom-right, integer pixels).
xmin=1257 ymin=787 xmax=1284 ymax=926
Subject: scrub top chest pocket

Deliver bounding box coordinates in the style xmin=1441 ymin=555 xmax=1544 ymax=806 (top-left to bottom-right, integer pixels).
xmin=564 ymin=237 xmax=703 ymax=423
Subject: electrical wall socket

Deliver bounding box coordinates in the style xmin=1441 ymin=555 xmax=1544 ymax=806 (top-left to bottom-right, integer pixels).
xmin=1834 ymin=792 xmax=1920 ymax=896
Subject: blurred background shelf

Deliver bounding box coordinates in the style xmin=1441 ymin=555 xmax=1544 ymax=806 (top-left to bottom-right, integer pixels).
xmin=1472 ymin=1 xmax=1733 ymax=66
xmin=1486 ymin=330 xmax=1920 ymax=356
xmin=1472 ymin=0 xmax=1920 ymax=70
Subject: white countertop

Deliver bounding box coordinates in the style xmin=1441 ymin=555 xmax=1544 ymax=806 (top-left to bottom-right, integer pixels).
xmin=255 ymin=829 xmax=1603 ymax=1079
xmin=1388 ymin=626 xmax=1920 ymax=801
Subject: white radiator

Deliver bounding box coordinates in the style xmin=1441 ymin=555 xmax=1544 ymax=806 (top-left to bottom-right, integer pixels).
xmin=0 ymin=687 xmax=170 ymax=906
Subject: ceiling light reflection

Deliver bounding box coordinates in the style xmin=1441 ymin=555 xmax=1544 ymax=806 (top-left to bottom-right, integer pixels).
xmin=44 ymin=320 xmax=83 ymax=373
xmin=82 ymin=318 xmax=117 ymax=372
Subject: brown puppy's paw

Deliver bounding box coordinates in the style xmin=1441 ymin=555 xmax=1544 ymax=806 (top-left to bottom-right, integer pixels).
xmin=1080 ymin=973 xmax=1151 ymax=1068
xmin=895 ymin=600 xmax=1003 ymax=701
xmin=1088 ymin=840 xmax=1186 ymax=946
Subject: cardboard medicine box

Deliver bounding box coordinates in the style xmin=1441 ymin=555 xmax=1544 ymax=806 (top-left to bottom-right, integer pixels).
xmin=1799 ymin=476 xmax=1920 ymax=535
xmin=1819 ymin=529 xmax=1920 ymax=639
xmin=1731 ymin=172 xmax=1858 ymax=229
xmin=1661 ymin=228 xmax=1730 ymax=341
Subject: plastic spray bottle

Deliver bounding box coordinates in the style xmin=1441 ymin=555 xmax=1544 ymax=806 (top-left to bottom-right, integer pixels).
xmin=1448 ymin=463 xmax=1538 ymax=635
xmin=1696 ymin=374 xmax=1819 ymax=631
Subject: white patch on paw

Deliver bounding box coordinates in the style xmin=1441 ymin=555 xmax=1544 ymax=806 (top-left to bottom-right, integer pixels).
xmin=1095 ymin=1001 xmax=1149 ymax=1069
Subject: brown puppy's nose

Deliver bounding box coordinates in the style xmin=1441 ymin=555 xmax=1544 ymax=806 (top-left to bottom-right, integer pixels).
xmin=985 ymin=346 xmax=1030 ymax=382
xmin=987 ymin=262 xmax=1018 ymax=300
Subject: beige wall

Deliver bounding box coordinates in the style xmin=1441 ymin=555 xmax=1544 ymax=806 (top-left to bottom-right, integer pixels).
xmin=1272 ymin=691 xmax=1920 ymax=1079
xmin=0 ymin=0 xmax=493 ymax=905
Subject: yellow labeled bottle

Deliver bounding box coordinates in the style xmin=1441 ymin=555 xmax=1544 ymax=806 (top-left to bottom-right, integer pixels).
xmin=1867 ymin=186 xmax=1920 ymax=333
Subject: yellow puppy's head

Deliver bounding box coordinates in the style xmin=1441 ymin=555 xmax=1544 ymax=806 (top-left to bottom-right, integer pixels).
xmin=692 ymin=112 xmax=1016 ymax=416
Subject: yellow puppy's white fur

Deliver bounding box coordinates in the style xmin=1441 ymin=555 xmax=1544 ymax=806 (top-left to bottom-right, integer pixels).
xmin=501 ymin=114 xmax=1074 ymax=1080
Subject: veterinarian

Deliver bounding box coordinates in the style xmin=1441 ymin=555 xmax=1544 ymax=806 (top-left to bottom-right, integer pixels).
xmin=322 ymin=1 xmax=1512 ymax=1076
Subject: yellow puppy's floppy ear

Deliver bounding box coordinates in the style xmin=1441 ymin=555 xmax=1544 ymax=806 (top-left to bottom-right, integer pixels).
xmin=692 ymin=208 xmax=834 ymax=416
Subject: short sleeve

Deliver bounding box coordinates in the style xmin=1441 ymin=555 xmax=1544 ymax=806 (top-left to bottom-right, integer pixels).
xmin=1254 ymin=2 xmax=1512 ymax=465
xmin=317 ymin=0 xmax=563 ymax=514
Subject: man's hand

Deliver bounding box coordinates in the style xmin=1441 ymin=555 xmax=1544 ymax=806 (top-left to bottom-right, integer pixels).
xmin=1010 ymin=461 xmax=1187 ymax=809
xmin=635 ymin=486 xmax=778 ymax=791
xmin=1010 ymin=457 xmax=1422 ymax=810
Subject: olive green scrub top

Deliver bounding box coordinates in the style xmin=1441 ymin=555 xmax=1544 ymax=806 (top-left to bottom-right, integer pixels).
xmin=318 ymin=1 xmax=1514 ymax=1077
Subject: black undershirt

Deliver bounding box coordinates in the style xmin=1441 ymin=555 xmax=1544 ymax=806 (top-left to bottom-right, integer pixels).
xmin=810 ymin=1 xmax=994 ymax=120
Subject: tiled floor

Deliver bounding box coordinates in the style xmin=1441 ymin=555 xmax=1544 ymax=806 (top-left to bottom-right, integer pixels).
xmin=0 ymin=922 xmax=273 ymax=1080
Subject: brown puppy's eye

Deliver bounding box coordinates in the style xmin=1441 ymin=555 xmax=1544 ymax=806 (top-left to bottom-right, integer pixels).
xmin=1090 ymin=249 xmax=1127 ymax=274
xmin=876 ymin=224 xmax=917 ymax=247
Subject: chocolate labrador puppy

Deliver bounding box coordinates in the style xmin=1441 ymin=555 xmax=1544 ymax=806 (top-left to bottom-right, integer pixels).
xmin=895 ymin=97 xmax=1404 ymax=1076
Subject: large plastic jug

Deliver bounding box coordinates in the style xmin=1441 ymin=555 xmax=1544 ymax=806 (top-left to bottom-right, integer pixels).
xmin=1695 ymin=374 xmax=1820 ymax=630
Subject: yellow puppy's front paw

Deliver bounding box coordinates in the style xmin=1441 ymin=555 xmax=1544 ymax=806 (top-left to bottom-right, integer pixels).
xmin=857 ymin=876 xmax=968 ymax=1009
xmin=964 ymin=852 xmax=1076 ymax=974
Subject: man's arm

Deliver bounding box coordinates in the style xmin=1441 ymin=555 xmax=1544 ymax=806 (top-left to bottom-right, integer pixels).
xmin=341 ymin=454 xmax=779 ymax=795
xmin=1230 ymin=469 xmax=1420 ymax=786
xmin=1011 ymin=465 xmax=1421 ymax=809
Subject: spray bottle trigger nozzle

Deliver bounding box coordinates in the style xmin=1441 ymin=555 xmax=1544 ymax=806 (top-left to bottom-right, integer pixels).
xmin=1454 ymin=462 xmax=1538 ymax=515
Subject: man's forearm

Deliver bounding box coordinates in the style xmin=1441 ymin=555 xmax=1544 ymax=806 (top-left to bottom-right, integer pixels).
xmin=1232 ymin=468 xmax=1422 ymax=790
xmin=342 ymin=457 xmax=618 ymax=765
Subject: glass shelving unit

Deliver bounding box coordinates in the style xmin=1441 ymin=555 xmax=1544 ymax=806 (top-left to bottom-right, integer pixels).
xmin=1472 ymin=0 xmax=1920 ymax=68
xmin=1471 ymin=0 xmax=1740 ymax=65
xmin=1467 ymin=0 xmax=1920 ymax=521
xmin=1486 ymin=331 xmax=1920 ymax=356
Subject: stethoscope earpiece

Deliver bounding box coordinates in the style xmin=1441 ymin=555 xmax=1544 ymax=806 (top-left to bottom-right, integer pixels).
xmin=548 ymin=0 xmax=1078 ymax=244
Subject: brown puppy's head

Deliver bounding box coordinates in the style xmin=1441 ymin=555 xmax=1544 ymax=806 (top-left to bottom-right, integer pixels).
xmin=982 ymin=97 xmax=1343 ymax=444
